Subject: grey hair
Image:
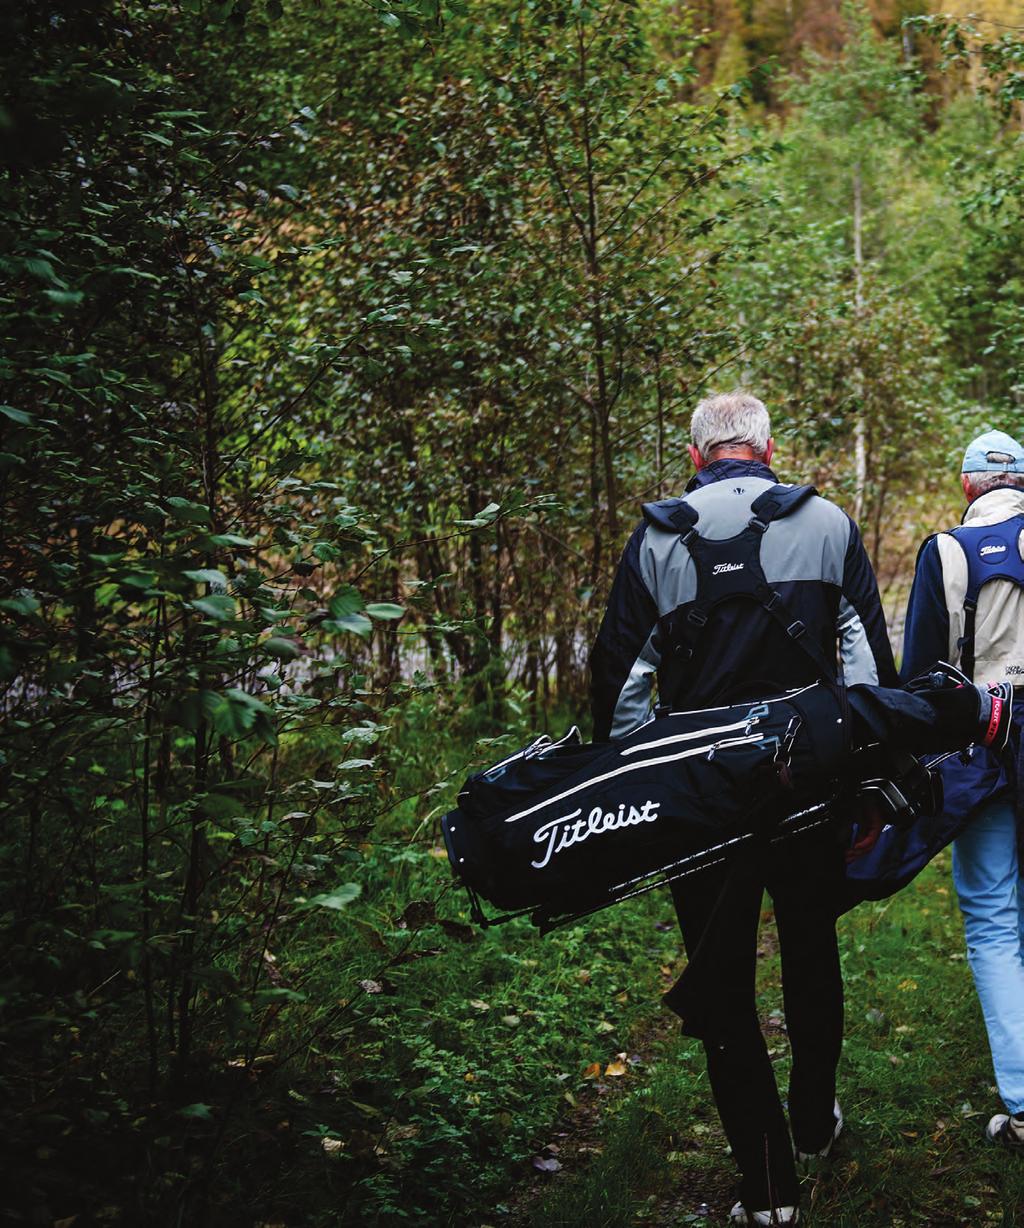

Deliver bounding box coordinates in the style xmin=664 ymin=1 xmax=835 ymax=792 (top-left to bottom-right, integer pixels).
xmin=691 ymin=392 xmax=771 ymax=460
xmin=964 ymin=471 xmax=1024 ymax=498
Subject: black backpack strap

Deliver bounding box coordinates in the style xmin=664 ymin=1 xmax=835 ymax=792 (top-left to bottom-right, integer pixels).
xmin=755 ymin=584 xmax=839 ymax=686
xmin=748 ymin=483 xmax=818 ymax=530
xmin=666 ymin=499 xmax=699 ymax=544
xmin=747 ymin=484 xmax=838 ymax=684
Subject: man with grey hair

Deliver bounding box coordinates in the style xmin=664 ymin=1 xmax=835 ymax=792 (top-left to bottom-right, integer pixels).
xmin=901 ymin=429 xmax=1024 ymax=1153
xmin=590 ymin=392 xmax=895 ymax=1225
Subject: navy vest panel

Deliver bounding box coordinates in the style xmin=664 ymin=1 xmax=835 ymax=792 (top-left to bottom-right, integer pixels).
xmin=949 ymin=516 xmax=1024 ymax=604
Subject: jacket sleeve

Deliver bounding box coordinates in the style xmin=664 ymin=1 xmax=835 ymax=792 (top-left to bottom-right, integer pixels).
xmin=899 ymin=535 xmax=949 ymax=684
xmin=838 ymin=517 xmax=898 ymax=687
xmin=589 ymin=523 xmax=661 ymax=741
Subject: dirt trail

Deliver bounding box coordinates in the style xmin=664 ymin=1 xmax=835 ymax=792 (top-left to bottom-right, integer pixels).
xmin=506 ymin=909 xmax=787 ymax=1227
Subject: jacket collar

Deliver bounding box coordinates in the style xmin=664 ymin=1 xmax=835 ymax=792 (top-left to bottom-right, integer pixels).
xmin=685 ymin=457 xmax=778 ymax=492
xmin=962 ymin=485 xmax=1024 ymax=527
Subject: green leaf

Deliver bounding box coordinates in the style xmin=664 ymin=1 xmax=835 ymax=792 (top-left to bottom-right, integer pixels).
xmin=183 ymin=569 xmax=228 ymax=587
xmin=365 ymin=603 xmax=405 ymax=620
xmin=166 ymin=497 xmax=213 ymax=525
xmin=43 ymin=289 xmax=84 ymax=308
xmin=305 ymin=883 xmax=361 ymax=911
xmin=118 ymin=570 xmax=159 ymax=590
xmin=455 ymin=501 xmax=501 ymax=528
xmin=178 ymin=1103 xmax=213 ymax=1120
xmin=0 ymin=593 xmax=41 ymax=616
xmin=202 ymin=689 xmax=276 ymax=745
xmin=328 ymin=585 xmax=364 ymax=617
xmin=0 ymin=405 xmax=34 ymax=426
xmin=190 ymin=595 xmax=236 ymax=620
xmin=323 ymin=612 xmax=372 ymax=639
xmin=263 ymin=636 xmax=301 ymax=660
xmin=205 ymin=533 xmax=255 ymax=548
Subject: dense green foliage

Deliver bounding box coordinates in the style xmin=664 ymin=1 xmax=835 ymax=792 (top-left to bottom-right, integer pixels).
xmin=2 ymin=1 xmax=1023 ymax=1224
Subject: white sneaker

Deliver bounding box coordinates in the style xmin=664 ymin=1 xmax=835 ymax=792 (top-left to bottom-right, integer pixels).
xmin=795 ymin=1098 xmax=843 ymax=1170
xmin=986 ymin=1111 xmax=1024 ymax=1151
xmin=729 ymin=1203 xmax=799 ymax=1226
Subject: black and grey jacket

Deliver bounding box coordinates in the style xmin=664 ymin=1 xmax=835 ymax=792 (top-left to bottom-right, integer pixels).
xmin=589 ymin=459 xmax=897 ymax=740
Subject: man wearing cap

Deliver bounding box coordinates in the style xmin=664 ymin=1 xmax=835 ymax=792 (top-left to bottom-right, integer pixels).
xmin=901 ymin=429 xmax=1024 ymax=1152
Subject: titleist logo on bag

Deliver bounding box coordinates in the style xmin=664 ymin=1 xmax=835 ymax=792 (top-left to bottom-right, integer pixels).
xmin=712 ymin=562 xmax=744 ymax=575
xmin=531 ymin=800 xmax=661 ymax=869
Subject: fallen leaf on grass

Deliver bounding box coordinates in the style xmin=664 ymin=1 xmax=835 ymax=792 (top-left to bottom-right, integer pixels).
xmin=595 ymin=1020 xmax=614 ymax=1034
xmin=605 ymin=1054 xmax=628 ymax=1077
xmin=501 ymin=1014 xmax=521 ymax=1027
xmin=359 ymin=979 xmax=383 ymax=994
xmin=531 ymin=1155 xmax=561 ymax=1173
xmin=582 ymin=1062 xmax=601 ymax=1078
xmin=468 ymin=999 xmax=491 ymax=1012
xmin=439 ymin=918 xmax=475 ymax=942
xmin=398 ymin=899 xmax=436 ymax=929
xmin=321 ymin=1137 xmax=344 ymax=1154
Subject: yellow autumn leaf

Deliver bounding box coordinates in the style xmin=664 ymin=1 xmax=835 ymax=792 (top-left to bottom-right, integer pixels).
xmin=605 ymin=1059 xmax=628 ymax=1077
xmin=582 ymin=1061 xmax=601 ymax=1079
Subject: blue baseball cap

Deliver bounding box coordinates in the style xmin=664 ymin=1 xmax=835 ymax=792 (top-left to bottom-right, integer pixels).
xmin=961 ymin=429 xmax=1024 ymax=474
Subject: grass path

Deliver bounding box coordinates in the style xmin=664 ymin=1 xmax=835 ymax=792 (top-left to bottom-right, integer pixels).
xmin=510 ymin=852 xmax=1024 ymax=1228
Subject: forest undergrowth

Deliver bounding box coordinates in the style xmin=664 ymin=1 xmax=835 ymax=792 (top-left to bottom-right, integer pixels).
xmin=5 ymin=1 xmax=1024 ymax=1225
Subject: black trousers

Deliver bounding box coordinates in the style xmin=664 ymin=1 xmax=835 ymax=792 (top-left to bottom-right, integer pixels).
xmin=670 ymin=827 xmax=845 ymax=1210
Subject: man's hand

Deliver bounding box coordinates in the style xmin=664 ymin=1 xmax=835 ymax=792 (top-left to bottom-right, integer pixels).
xmin=845 ymin=798 xmax=885 ymax=864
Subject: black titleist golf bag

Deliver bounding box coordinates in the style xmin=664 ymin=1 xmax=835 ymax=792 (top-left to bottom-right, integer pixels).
xmin=441 ymin=668 xmax=1010 ymax=932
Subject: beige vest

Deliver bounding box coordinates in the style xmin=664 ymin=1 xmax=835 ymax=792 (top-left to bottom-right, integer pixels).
xmin=937 ymin=487 xmax=1024 ymax=683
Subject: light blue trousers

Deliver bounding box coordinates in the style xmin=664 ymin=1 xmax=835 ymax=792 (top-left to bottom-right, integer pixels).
xmin=953 ymin=798 xmax=1024 ymax=1116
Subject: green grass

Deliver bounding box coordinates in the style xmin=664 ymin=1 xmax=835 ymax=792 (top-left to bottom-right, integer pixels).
xmin=523 ymin=852 xmax=1024 ymax=1228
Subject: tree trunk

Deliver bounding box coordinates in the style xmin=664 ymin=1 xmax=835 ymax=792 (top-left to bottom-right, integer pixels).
xmin=852 ymin=163 xmax=868 ymax=523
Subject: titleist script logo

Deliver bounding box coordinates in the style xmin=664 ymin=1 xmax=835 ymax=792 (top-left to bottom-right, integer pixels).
xmin=531 ymin=800 xmax=661 ymax=869
xmin=980 ymin=543 xmax=1007 ymax=557
xmin=713 ymin=562 xmax=744 ymax=575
